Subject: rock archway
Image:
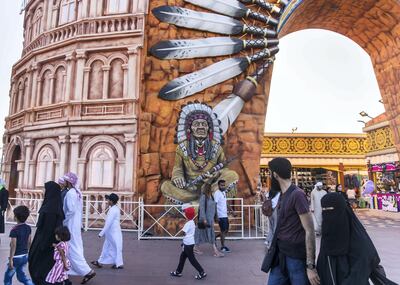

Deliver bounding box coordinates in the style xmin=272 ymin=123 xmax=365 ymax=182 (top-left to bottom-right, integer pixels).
xmin=139 ymin=0 xmax=400 ymax=204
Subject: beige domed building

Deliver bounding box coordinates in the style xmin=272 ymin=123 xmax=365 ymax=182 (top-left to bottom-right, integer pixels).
xmin=2 ymin=0 xmax=147 ymax=202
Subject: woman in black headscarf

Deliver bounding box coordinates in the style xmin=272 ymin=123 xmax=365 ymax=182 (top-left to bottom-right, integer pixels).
xmin=29 ymin=181 xmax=64 ymax=285
xmin=317 ymin=193 xmax=397 ymax=285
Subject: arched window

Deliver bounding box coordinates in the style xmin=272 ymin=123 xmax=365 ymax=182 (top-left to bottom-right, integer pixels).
xmin=88 ymin=145 xmax=115 ymax=188
xmin=54 ymin=66 xmax=66 ymax=103
xmin=107 ymin=0 xmax=128 ymax=14
xmin=41 ymin=70 xmax=52 ymax=106
xmin=88 ymin=60 xmax=104 ymax=100
xmin=31 ymin=7 xmax=43 ymax=39
xmin=36 ymin=147 xmax=55 ymax=187
xmin=109 ymin=59 xmax=124 ymax=99
xmin=59 ymin=0 xmax=76 ymax=25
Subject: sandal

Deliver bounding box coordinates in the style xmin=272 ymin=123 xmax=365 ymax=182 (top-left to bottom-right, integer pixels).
xmin=170 ymin=271 xmax=182 ymax=277
xmin=195 ymin=272 xmax=207 ymax=280
xmin=112 ymin=265 xmax=124 ymax=269
xmin=81 ymin=271 xmax=96 ymax=284
xmin=213 ymin=252 xmax=224 ymax=258
xmin=91 ymin=261 xmax=102 ymax=268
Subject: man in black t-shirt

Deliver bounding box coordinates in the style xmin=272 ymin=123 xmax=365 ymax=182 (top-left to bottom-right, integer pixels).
xmin=4 ymin=205 xmax=34 ymax=285
xmin=266 ymin=158 xmax=320 ymax=285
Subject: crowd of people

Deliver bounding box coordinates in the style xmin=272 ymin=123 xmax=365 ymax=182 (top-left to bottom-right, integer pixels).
xmin=1 ymin=173 xmax=123 ymax=285
xmin=260 ymin=157 xmax=398 ymax=285
xmin=1 ymin=160 xmax=399 ymax=284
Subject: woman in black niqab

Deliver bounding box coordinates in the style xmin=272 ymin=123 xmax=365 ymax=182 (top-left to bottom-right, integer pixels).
xmin=29 ymin=181 xmax=64 ymax=285
xmin=317 ymin=193 xmax=398 ymax=285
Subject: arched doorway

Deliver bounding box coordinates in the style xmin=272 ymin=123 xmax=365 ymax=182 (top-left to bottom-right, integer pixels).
xmin=9 ymin=145 xmax=21 ymax=200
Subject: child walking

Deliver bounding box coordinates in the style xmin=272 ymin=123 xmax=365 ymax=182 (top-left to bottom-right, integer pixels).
xmin=91 ymin=193 xmax=123 ymax=269
xmin=46 ymin=226 xmax=71 ymax=285
xmin=4 ymin=206 xmax=34 ymax=285
xmin=170 ymin=206 xmax=207 ymax=280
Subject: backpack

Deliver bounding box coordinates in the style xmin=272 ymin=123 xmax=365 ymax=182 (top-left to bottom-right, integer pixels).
xmin=262 ymin=198 xmax=273 ymax=217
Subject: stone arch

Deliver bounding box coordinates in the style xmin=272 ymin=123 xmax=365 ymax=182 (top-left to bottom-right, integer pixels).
xmin=4 ymin=136 xmax=25 ymax=163
xmin=85 ymin=55 xmax=108 ymax=68
xmin=80 ymin=135 xmax=124 ymax=160
xmin=35 ymin=145 xmax=56 ymax=187
xmin=87 ymin=144 xmax=117 ymax=188
xmin=32 ymin=138 xmax=60 ymax=161
xmin=39 ymin=64 xmax=55 ymax=79
xmin=276 ymin=0 xmax=400 ymax=151
xmin=107 ymin=53 xmax=128 ymax=65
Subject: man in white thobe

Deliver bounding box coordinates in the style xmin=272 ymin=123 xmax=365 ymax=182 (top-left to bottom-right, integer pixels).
xmin=310 ymin=181 xmax=327 ymax=236
xmin=91 ymin=193 xmax=123 ymax=269
xmin=63 ymin=172 xmax=96 ymax=284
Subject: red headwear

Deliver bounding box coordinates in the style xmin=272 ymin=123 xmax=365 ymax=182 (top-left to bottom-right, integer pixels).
xmin=184 ymin=207 xmax=195 ymax=220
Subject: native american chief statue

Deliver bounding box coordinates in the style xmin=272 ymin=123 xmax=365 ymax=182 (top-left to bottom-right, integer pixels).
xmin=161 ymin=102 xmax=239 ymax=205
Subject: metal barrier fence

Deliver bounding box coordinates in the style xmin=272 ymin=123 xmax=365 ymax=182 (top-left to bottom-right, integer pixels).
xmin=6 ymin=197 xmax=269 ymax=240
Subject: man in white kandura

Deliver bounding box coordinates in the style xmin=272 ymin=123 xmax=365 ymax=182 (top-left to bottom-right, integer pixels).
xmin=310 ymin=181 xmax=327 ymax=236
xmin=63 ymin=172 xmax=96 ymax=284
xmin=91 ymin=193 xmax=123 ymax=269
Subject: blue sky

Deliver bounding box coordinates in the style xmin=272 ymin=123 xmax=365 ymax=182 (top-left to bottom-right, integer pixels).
xmin=0 ymin=1 xmax=385 ymax=143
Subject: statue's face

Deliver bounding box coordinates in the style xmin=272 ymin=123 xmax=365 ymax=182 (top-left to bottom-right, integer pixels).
xmin=191 ymin=119 xmax=209 ymax=139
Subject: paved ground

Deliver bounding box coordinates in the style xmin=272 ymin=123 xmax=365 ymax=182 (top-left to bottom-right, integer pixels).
xmin=0 ymin=209 xmax=399 ymax=285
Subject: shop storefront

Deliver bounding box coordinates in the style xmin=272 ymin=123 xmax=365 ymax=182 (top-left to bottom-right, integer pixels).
xmin=261 ymin=133 xmax=368 ymax=195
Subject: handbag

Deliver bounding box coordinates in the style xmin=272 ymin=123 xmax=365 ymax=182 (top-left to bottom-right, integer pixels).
xmin=261 ymin=186 xmax=296 ymax=273
xmin=197 ymin=195 xmax=208 ymax=229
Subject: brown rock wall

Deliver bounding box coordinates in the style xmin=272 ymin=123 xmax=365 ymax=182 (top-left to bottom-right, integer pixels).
xmin=140 ymin=0 xmax=400 ymax=204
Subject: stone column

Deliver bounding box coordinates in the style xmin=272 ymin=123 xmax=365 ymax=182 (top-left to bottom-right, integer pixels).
xmin=59 ymin=135 xmax=70 ymax=177
xmin=49 ymin=75 xmax=55 ymax=104
xmin=74 ymin=50 xmax=87 ymax=101
xmin=127 ymin=45 xmax=142 ymax=100
xmin=83 ymin=67 xmax=91 ymax=100
xmin=9 ymin=80 xmax=16 ymax=115
xmin=24 ymin=69 xmax=33 ymax=110
xmin=23 ymin=139 xmax=33 ymax=189
xmin=122 ymin=64 xmax=128 ymax=98
xmin=69 ymin=135 xmax=81 ymax=174
xmin=102 ymin=65 xmax=111 ymax=99
xmin=30 ymin=63 xmax=39 ymax=108
xmin=65 ymin=52 xmax=76 ymax=103
xmin=124 ymin=133 xmax=136 ymax=191
xmin=36 ymin=78 xmax=42 ymax=106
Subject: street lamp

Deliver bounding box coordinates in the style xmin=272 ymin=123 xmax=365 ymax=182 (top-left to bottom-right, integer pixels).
xmin=291 ymin=127 xmax=298 ymax=133
xmin=359 ymin=111 xmax=373 ymax=119
xmin=357 ymin=120 xmax=367 ymax=126
xmin=378 ymin=99 xmax=384 ymax=104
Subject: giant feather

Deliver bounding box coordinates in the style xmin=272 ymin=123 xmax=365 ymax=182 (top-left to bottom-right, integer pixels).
xmin=159 ymin=47 xmax=279 ymax=100
xmin=150 ymin=37 xmax=279 ymax=59
xmin=213 ymin=95 xmax=245 ymax=134
xmin=213 ymin=58 xmax=274 ymax=134
xmin=184 ymin=0 xmax=279 ymax=26
xmin=152 ymin=6 xmax=277 ymax=37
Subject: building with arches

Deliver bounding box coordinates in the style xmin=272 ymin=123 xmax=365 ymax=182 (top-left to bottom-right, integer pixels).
xmin=2 ymin=0 xmax=146 ymax=201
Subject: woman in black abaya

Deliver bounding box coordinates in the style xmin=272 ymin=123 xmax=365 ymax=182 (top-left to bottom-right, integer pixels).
xmin=29 ymin=181 xmax=64 ymax=285
xmin=317 ymin=193 xmax=397 ymax=285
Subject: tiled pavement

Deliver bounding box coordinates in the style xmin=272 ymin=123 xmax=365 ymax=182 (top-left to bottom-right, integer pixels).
xmin=0 ymin=209 xmax=399 ymax=285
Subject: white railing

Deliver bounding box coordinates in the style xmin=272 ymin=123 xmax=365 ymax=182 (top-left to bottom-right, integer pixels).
xmin=6 ymin=197 xmax=270 ymax=240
